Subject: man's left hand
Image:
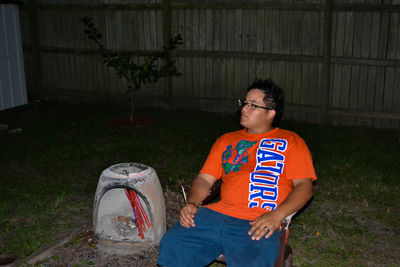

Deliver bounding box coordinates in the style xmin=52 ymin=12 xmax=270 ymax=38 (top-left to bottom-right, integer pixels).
xmin=248 ymin=211 xmax=283 ymax=240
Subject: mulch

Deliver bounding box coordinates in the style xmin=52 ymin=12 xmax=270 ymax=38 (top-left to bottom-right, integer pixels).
xmin=14 ymin=188 xmax=186 ymax=267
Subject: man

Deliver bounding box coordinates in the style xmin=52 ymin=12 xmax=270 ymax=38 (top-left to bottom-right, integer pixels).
xmin=157 ymin=79 xmax=317 ymax=267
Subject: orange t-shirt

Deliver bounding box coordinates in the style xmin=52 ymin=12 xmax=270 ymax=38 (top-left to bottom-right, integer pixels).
xmin=201 ymin=128 xmax=317 ymax=221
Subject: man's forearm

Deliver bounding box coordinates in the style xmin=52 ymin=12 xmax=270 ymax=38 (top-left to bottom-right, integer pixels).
xmin=273 ymin=178 xmax=313 ymax=221
xmin=187 ymin=173 xmax=216 ymax=207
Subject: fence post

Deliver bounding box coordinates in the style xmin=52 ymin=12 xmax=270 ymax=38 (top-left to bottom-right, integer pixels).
xmin=162 ymin=0 xmax=173 ymax=107
xmin=28 ymin=0 xmax=43 ymax=102
xmin=321 ymin=0 xmax=333 ymax=124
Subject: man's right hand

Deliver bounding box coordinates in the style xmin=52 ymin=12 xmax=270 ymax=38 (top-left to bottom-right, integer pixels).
xmin=178 ymin=173 xmax=216 ymax=228
xmin=179 ymin=203 xmax=198 ymax=228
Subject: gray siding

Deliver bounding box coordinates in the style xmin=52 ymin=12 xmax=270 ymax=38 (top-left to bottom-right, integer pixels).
xmin=0 ymin=4 xmax=27 ymax=111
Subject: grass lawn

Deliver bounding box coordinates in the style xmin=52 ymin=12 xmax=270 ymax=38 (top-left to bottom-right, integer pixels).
xmin=0 ymin=102 xmax=399 ymax=266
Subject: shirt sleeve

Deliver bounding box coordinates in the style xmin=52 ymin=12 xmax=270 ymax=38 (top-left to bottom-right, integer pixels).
xmin=199 ymin=137 xmax=224 ymax=180
xmin=284 ymin=135 xmax=317 ymax=181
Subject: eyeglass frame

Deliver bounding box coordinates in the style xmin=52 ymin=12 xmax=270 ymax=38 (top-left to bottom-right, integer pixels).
xmin=237 ymin=99 xmax=273 ymax=111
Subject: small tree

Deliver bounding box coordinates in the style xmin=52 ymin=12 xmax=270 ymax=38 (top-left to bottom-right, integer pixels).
xmin=81 ymin=17 xmax=183 ymax=122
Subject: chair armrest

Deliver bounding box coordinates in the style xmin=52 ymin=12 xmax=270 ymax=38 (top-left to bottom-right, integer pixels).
xmin=281 ymin=212 xmax=296 ymax=230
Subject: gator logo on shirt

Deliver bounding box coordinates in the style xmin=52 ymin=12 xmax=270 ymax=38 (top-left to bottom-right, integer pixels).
xmin=222 ymin=140 xmax=257 ymax=175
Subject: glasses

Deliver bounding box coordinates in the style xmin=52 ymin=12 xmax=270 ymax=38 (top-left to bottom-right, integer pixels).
xmin=237 ymin=99 xmax=273 ymax=111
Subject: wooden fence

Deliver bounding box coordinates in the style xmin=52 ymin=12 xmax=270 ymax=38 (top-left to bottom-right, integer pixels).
xmin=19 ymin=0 xmax=400 ymax=129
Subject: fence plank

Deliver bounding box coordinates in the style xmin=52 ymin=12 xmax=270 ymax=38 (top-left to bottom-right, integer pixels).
xmin=361 ymin=12 xmax=372 ymax=58
xmin=221 ymin=58 xmax=228 ymax=99
xmin=255 ymin=59 xmax=264 ymax=79
xmin=335 ymin=11 xmax=346 ymax=57
xmin=270 ymin=62 xmax=279 ymax=88
xmin=186 ymin=9 xmax=193 ymax=51
xmin=234 ymin=9 xmax=242 ymax=52
xmin=378 ymin=12 xmax=390 ymax=59
xmin=248 ymin=59 xmax=255 ymax=84
xmin=331 ymin=10 xmax=338 ymax=56
xmin=301 ymin=62 xmax=310 ymax=105
xmin=171 ymin=9 xmax=178 ymax=41
xmin=357 ymin=65 xmax=368 ymax=110
xmin=227 ymin=57 xmax=235 ymax=99
xmin=316 ymin=63 xmax=323 ymax=123
xmin=213 ymin=58 xmax=221 ymax=98
xmin=227 ymin=10 xmax=235 ymax=52
xmin=340 ymin=65 xmax=351 ymax=109
xmin=264 ymin=10 xmax=272 ymax=53
xmin=241 ymin=58 xmax=249 ymax=95
xmin=263 ymin=61 xmax=271 ymax=84
xmin=331 ymin=64 xmax=342 ymax=107
xmin=397 ymin=15 xmax=400 ymax=60
xmin=172 ymin=57 xmax=182 ymax=97
xmin=177 ymin=56 xmax=186 ymax=97
xmin=192 ymin=56 xmax=199 ymax=97
xmin=363 ymin=65 xmax=376 ymax=126
xmin=150 ymin=9 xmax=158 ymax=50
xmin=311 ymin=63 xmax=319 ymax=106
xmin=213 ymin=9 xmax=220 ymax=51
xmin=303 ymin=11 xmax=312 ymax=55
xmin=242 ymin=9 xmax=250 ymax=52
xmin=272 ymin=10 xmax=279 ymax=54
xmin=393 ymin=68 xmax=400 ymax=112
xmin=293 ymin=62 xmax=302 ymax=104
xmin=353 ymin=12 xmax=363 ymax=58
xmin=205 ymin=58 xmax=214 ymax=96
xmin=285 ymin=62 xmax=294 ymax=104
xmin=185 ymin=57 xmax=193 ymax=97
xmin=366 ymin=66 xmax=377 ymax=111
xmin=278 ymin=61 xmax=287 ymax=98
xmin=192 ymin=9 xmax=199 ymax=51
xmin=280 ymin=10 xmax=288 ymax=54
xmin=372 ymin=66 xmax=385 ymax=128
xmin=177 ymin=9 xmax=185 ymax=48
xmin=256 ymin=9 xmax=264 ymax=53
xmin=142 ymin=11 xmax=154 ymax=50
xmin=318 ymin=11 xmax=324 ymax=56
xmin=157 ymin=9 xmax=163 ymax=48
xmin=198 ymin=57 xmax=206 ymax=98
xmin=220 ymin=9 xmax=228 ymax=51
xmin=205 ymin=9 xmax=213 ymax=51
xmin=383 ymin=67 xmax=395 ymax=113
xmin=343 ymin=11 xmax=354 ymax=57
xmin=197 ymin=9 xmax=205 ymax=50
xmin=311 ymin=11 xmax=321 ymax=56
xmin=249 ymin=9 xmax=257 ymax=52
xmin=370 ymin=12 xmax=380 ymax=58
xmin=137 ymin=10 xmax=145 ymax=50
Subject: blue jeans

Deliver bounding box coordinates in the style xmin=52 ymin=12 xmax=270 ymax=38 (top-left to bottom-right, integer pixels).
xmin=157 ymin=207 xmax=280 ymax=267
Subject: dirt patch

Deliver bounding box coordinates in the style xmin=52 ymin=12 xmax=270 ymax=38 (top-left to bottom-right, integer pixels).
xmin=24 ymin=188 xmax=186 ymax=267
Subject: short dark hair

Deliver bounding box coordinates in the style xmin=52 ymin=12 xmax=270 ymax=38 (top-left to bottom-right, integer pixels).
xmin=247 ymin=79 xmax=285 ymax=127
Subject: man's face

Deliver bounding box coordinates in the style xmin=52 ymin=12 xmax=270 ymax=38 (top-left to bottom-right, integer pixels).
xmin=240 ymin=89 xmax=274 ymax=134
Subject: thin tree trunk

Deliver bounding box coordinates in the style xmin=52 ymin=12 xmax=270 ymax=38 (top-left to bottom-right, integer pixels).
xmin=129 ymin=89 xmax=135 ymax=122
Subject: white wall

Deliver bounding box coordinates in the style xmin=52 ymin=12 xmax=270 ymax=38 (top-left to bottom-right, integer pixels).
xmin=0 ymin=3 xmax=27 ymax=111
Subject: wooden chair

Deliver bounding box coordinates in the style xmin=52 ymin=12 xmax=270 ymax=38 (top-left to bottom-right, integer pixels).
xmin=202 ymin=180 xmax=295 ymax=267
